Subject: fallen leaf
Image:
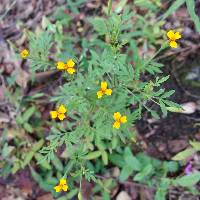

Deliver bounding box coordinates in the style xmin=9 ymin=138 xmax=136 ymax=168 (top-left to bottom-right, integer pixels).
xmin=15 ymin=68 xmax=30 ymax=89
xmin=36 ymin=193 xmax=54 ymax=200
xmin=0 ymin=111 xmax=10 ymax=123
xmin=168 ymin=139 xmax=188 ymax=153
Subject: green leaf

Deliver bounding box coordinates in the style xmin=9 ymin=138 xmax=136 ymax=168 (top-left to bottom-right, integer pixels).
xmin=34 ymin=153 xmax=51 ymax=170
xmin=109 ymin=154 xmax=125 ymax=167
xmin=150 ymin=109 xmax=160 ymax=119
xmin=159 ymin=100 xmax=168 ymax=116
xmin=119 ymin=165 xmax=133 ymax=181
xmin=186 ymin=0 xmax=200 ymax=33
xmin=161 ymin=90 xmax=175 ymax=98
xmin=155 ymin=179 xmax=170 ymax=200
xmin=30 ymin=166 xmax=43 ymax=183
xmin=32 ymin=139 xmax=44 ymax=152
xmin=111 ymin=137 xmax=118 ymax=149
xmin=64 ymin=160 xmax=75 ymax=175
xmin=189 ymin=140 xmax=200 ymax=151
xmin=134 ymin=164 xmax=153 ymax=181
xmin=174 ymin=172 xmax=200 ymax=187
xmin=115 ymin=0 xmax=127 ymax=13
xmin=125 ymin=156 xmax=141 ymax=171
xmin=88 ymin=17 xmax=107 ymax=35
xmin=12 ymin=161 xmax=21 ymax=174
xmin=24 ymin=122 xmax=33 ymax=133
xmin=102 ymin=191 xmax=110 ymax=200
xmin=22 ymin=151 xmax=34 ymax=168
xmin=2 ymin=143 xmax=14 ymax=158
xmin=165 ymin=161 xmax=179 ymax=172
xmin=155 ymin=187 xmax=167 ymax=200
xmin=16 ymin=115 xmax=24 ymax=124
xmin=172 ymin=148 xmax=196 ymax=161
xmin=166 ymin=106 xmax=183 ymax=113
xmin=162 ymin=100 xmax=181 ymax=108
xmin=85 ymin=151 xmax=102 ymax=160
xmin=101 ymin=150 xmax=108 ymax=165
xmin=22 ymin=107 xmax=36 ymax=122
xmin=78 ymin=192 xmax=83 ymax=200
xmin=51 ymin=155 xmax=63 ymax=171
xmin=135 ymin=0 xmax=159 ymax=11
xmin=65 ymin=189 xmax=79 ymax=200
xmin=124 ymin=147 xmax=141 ymax=171
xmin=162 ymin=0 xmax=185 ymax=20
xmin=157 ymin=75 xmax=170 ymax=85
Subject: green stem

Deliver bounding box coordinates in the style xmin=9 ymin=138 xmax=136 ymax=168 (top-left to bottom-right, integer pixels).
xmin=144 ymin=42 xmax=167 ymax=67
xmin=108 ymin=0 xmax=113 ymax=16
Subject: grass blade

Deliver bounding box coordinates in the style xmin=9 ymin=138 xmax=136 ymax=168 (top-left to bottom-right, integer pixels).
xmin=186 ymin=0 xmax=200 ymax=33
xmin=161 ymin=0 xmax=185 ymax=20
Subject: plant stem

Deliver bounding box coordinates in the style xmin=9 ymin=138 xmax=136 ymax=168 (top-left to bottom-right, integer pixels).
xmin=108 ymin=0 xmax=113 ymax=16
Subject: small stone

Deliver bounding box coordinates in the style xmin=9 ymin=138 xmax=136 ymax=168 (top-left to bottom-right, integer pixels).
xmin=112 ymin=167 xmax=120 ymax=178
xmin=181 ymin=102 xmax=196 ymax=114
xmin=116 ymin=191 xmax=131 ymax=200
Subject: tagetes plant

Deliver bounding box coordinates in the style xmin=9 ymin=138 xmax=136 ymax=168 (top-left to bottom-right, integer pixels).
xmin=19 ymin=3 xmax=187 ymax=199
xmin=113 ymin=112 xmax=127 ymax=129
xmin=50 ymin=104 xmax=67 ymax=121
xmin=167 ymin=30 xmax=182 ymax=48
xmin=54 ymin=178 xmax=68 ymax=193
xmin=20 ymin=49 xmax=29 ymax=58
xmin=57 ymin=59 xmax=76 ymax=74
xmin=97 ymin=81 xmax=112 ymax=98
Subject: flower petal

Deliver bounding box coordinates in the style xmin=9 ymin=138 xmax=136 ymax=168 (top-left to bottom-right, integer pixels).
xmin=97 ymin=91 xmax=103 ymax=98
xmin=66 ymin=59 xmax=75 ymax=68
xmin=113 ymin=121 xmax=120 ymax=129
xmin=170 ymin=41 xmax=178 ymax=48
xmin=105 ymin=89 xmax=112 ymax=96
xmin=113 ymin=112 xmax=121 ymax=121
xmin=101 ymin=82 xmax=107 ymax=91
xmin=120 ymin=116 xmax=127 ymax=123
xmin=57 ymin=61 xmax=65 ymax=70
xmin=58 ymin=114 xmax=66 ymax=121
xmin=174 ymin=31 xmax=181 ymax=40
xmin=50 ymin=111 xmax=58 ymax=119
xmin=59 ymin=178 xmax=67 ymax=185
xmin=20 ymin=49 xmax=29 ymax=58
xmin=54 ymin=185 xmax=62 ymax=193
xmin=167 ymin=30 xmax=175 ymax=40
xmin=62 ymin=184 xmax=68 ymax=192
xmin=58 ymin=105 xmax=67 ymax=114
xmin=67 ymin=67 xmax=76 ymax=74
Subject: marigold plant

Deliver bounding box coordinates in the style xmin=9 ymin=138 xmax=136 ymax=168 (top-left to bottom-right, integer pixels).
xmin=17 ymin=2 xmax=187 ymax=199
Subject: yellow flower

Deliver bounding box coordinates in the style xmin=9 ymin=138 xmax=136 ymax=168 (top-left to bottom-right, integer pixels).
xmin=167 ymin=30 xmax=181 ymax=48
xmin=56 ymin=59 xmax=76 ymax=74
xmin=20 ymin=49 xmax=29 ymax=58
xmin=67 ymin=59 xmax=75 ymax=68
xmin=113 ymin=112 xmax=127 ymax=129
xmin=54 ymin=178 xmax=68 ymax=193
xmin=97 ymin=82 xmax=112 ymax=99
xmin=50 ymin=104 xmax=67 ymax=121
xmin=57 ymin=61 xmax=65 ymax=70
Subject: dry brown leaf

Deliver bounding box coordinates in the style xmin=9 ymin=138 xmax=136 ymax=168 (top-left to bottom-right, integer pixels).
xmin=15 ymin=68 xmax=29 ymax=89
xmin=37 ymin=193 xmax=55 ymax=200
xmin=0 ymin=111 xmax=10 ymax=123
xmin=168 ymin=139 xmax=188 ymax=154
